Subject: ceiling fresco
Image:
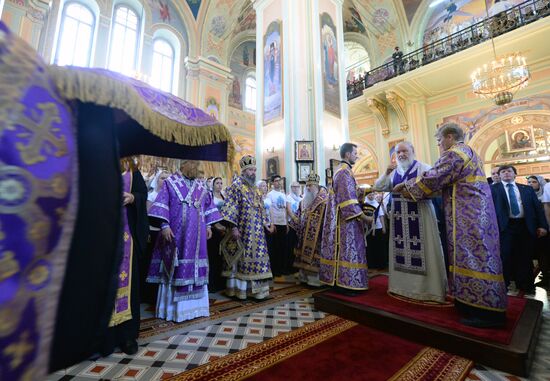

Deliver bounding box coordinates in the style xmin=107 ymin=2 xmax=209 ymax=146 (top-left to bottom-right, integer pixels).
xmin=422 ymin=0 xmax=525 ymax=45
xmin=146 ymin=0 xmax=189 ymax=44
xmin=202 ymin=0 xmax=253 ymax=62
xmin=185 ymin=0 xmax=201 ymax=19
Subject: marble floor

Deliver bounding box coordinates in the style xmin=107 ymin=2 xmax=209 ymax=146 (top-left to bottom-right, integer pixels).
xmin=47 ymin=280 xmax=550 ymax=381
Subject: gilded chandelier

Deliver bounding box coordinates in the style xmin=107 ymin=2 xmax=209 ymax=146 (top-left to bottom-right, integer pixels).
xmin=471 ymin=52 xmax=530 ymax=106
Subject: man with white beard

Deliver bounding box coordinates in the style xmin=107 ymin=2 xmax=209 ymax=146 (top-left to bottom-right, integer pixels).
xmin=291 ymin=173 xmax=329 ymax=286
xmin=374 ymin=142 xmax=447 ymax=303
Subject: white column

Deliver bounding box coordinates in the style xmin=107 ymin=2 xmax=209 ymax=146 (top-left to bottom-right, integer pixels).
xmin=254 ymin=0 xmax=345 ymax=185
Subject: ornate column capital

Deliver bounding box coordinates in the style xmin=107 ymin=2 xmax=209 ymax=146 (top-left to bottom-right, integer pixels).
xmin=367 ymin=97 xmax=390 ymax=137
xmin=385 ymin=90 xmax=409 ymax=133
xmin=184 ymin=56 xmax=232 ymax=83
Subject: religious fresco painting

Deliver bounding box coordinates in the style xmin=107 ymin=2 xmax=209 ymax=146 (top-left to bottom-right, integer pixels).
xmin=232 ymin=135 xmax=256 ymax=174
xmin=205 ymin=97 xmax=220 ymax=120
xmin=295 ymin=140 xmax=314 ymax=161
xmin=402 ymin=0 xmax=424 ymax=24
xmin=233 ymin=2 xmax=257 ymax=37
xmin=320 ymin=13 xmax=341 ymax=117
xmin=229 ymin=41 xmax=256 ymax=110
xmin=506 ymin=126 xmax=536 ymax=153
xmin=146 ymin=0 xmax=188 ymax=41
xmin=423 ymin=0 xmax=525 ymax=46
xmin=439 ymin=94 xmax=550 ymax=140
xmin=228 ymin=78 xmax=242 ymax=109
xmin=263 ymin=20 xmax=283 ymax=125
xmin=185 ymin=0 xmax=201 ymax=19
xmin=266 ymin=156 xmax=280 ymax=178
xmin=343 ymin=5 xmax=366 ymax=33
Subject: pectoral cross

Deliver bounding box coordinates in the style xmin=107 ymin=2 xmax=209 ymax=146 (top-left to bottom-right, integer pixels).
xmin=4 ymin=331 xmax=33 ymax=369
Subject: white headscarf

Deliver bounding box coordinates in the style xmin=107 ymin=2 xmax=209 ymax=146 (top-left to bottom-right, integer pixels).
xmin=148 ymin=170 xmax=169 ymax=202
xmin=531 ymin=175 xmax=547 ymax=201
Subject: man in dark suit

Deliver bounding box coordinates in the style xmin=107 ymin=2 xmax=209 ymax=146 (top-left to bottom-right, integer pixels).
xmin=491 ymin=165 xmax=548 ymax=294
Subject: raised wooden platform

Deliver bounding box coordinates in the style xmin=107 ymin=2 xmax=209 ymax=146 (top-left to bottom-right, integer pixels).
xmin=314 ymin=291 xmax=542 ymax=377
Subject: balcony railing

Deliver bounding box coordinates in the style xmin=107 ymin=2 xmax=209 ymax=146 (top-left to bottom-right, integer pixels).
xmin=346 ymin=0 xmax=550 ymax=100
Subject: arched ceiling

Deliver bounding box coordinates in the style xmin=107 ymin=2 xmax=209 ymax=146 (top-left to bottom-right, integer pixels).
xmin=200 ymin=0 xmax=255 ymax=64
xmin=168 ymin=0 xmax=505 ymax=68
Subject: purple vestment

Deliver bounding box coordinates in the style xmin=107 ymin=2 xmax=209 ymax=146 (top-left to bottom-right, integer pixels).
xmin=220 ymin=176 xmax=272 ymax=280
xmin=0 ymin=21 xmax=77 ymax=381
xmin=320 ymin=164 xmax=368 ymax=290
xmin=391 ymin=161 xmax=427 ymax=275
xmin=109 ymin=171 xmax=133 ymax=326
xmin=293 ymin=188 xmax=329 ymax=273
xmin=405 ymin=143 xmax=507 ymax=312
xmin=147 ymin=174 xmax=222 ymax=300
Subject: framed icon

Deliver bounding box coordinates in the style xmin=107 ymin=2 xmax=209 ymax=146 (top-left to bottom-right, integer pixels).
xmin=506 ymin=126 xmax=536 ymax=153
xmin=266 ymin=156 xmax=279 ymax=178
xmin=295 ymin=140 xmax=314 ymax=162
xmin=297 ymin=162 xmax=314 ymax=182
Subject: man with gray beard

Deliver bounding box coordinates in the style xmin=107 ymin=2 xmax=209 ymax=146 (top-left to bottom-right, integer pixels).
xmin=374 ymin=142 xmax=447 ymax=303
xmin=291 ymin=173 xmax=329 ymax=286
xmin=220 ymin=155 xmax=273 ymax=299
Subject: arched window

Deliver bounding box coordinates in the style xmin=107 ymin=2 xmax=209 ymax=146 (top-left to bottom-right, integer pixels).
xmin=344 ymin=40 xmax=370 ymax=82
xmin=55 ymin=2 xmax=95 ymax=67
xmin=151 ymin=38 xmax=174 ymax=93
xmin=108 ymin=5 xmax=140 ymax=75
xmin=245 ymin=76 xmax=256 ymax=112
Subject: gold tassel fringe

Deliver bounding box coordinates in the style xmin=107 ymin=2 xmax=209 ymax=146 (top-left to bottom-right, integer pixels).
xmin=46 ymin=65 xmax=235 ymax=164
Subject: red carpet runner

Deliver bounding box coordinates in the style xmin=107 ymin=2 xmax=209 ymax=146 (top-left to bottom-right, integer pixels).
xmin=168 ymin=315 xmax=473 ymax=381
xmin=327 ymin=275 xmax=526 ymax=345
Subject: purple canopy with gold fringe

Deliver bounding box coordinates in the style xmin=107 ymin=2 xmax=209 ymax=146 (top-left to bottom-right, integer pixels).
xmin=47 ymin=65 xmax=235 ymax=163
xmin=0 ymin=20 xmax=236 ymax=381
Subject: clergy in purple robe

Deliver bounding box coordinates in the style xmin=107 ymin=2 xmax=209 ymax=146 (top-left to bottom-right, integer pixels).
xmin=320 ymin=143 xmax=372 ymax=293
xmin=375 ymin=142 xmax=447 ymax=303
xmin=220 ymin=155 xmax=273 ymax=300
xmin=291 ymin=173 xmax=328 ymax=287
xmin=395 ymin=123 xmax=507 ymax=328
xmin=0 ymin=22 xmax=77 ymax=380
xmin=147 ymin=160 xmax=222 ymax=322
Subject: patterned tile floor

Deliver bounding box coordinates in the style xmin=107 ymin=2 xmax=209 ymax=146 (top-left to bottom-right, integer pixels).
xmin=47 ymin=284 xmax=550 ymax=381
xmin=47 ymin=298 xmax=326 ymax=381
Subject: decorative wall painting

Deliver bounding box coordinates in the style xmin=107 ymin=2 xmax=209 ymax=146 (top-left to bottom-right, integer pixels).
xmin=506 ymin=126 xmax=536 ymax=153
xmin=295 ymin=140 xmax=314 ymax=162
xmin=297 ymin=162 xmax=314 ymax=182
xmin=205 ymin=97 xmax=220 ymax=120
xmin=320 ymin=12 xmax=341 ymax=117
xmin=263 ymin=20 xmax=283 ymax=124
xmin=266 ymin=156 xmax=280 ymax=178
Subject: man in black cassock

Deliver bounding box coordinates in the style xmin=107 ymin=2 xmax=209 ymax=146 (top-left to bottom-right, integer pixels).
xmin=100 ymin=159 xmax=149 ymax=356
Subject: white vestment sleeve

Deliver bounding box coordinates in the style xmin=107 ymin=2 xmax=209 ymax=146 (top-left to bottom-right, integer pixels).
xmin=374 ymin=172 xmax=393 ymax=191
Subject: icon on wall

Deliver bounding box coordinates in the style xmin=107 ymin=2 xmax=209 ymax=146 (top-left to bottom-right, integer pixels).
xmin=506 ymin=126 xmax=536 ymax=153
xmin=266 ymin=156 xmax=280 ymax=178
xmin=295 ymin=140 xmax=314 ymax=162
xmin=297 ymin=162 xmax=314 ymax=182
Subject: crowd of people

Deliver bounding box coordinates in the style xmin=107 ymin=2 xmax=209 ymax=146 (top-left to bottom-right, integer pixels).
xmin=114 ymin=122 xmax=550 ymax=360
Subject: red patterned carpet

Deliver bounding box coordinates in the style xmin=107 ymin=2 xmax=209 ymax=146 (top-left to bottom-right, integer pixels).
xmin=327 ymin=275 xmax=526 ymax=345
xmin=167 ymin=315 xmax=473 ymax=381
